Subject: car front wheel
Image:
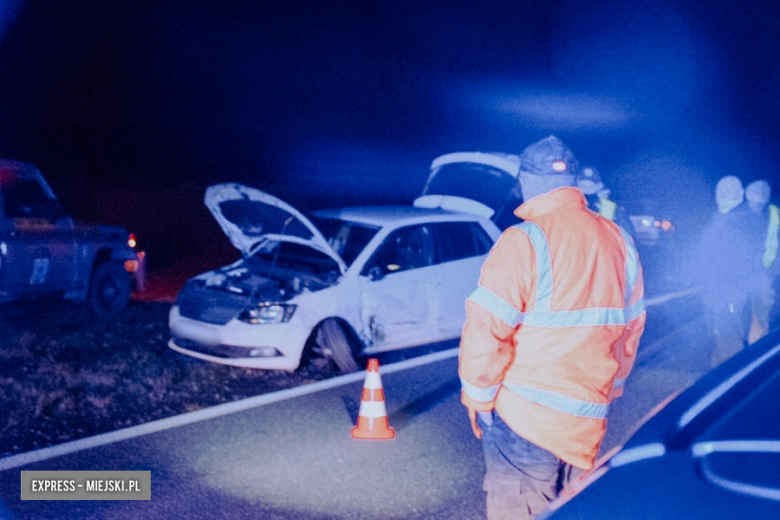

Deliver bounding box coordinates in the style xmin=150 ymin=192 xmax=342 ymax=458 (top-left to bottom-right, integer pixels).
xmin=88 ymin=261 xmax=132 ymax=316
xmin=318 ymin=319 xmax=360 ymax=373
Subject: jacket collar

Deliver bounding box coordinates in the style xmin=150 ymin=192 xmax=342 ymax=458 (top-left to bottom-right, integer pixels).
xmin=514 ymin=186 xmax=587 ymax=220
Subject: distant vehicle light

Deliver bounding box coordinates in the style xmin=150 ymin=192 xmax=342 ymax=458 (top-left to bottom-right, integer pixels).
xmin=552 ymin=160 xmax=567 ymax=172
xmin=661 ymin=220 xmax=673 ymax=231
xmin=128 ymin=233 xmax=137 ymax=248
xmin=641 ymin=218 xmax=652 ymax=227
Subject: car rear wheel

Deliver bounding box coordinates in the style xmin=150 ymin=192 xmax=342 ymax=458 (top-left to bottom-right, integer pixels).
xmin=318 ymin=319 xmax=360 ymax=373
xmin=88 ymin=261 xmax=132 ymax=316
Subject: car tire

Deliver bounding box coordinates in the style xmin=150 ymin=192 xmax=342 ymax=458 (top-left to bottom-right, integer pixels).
xmin=319 ymin=319 xmax=360 ymax=373
xmin=88 ymin=261 xmax=132 ymax=316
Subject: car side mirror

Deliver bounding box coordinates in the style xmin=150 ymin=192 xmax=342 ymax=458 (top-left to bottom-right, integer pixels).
xmin=368 ymin=265 xmax=385 ymax=281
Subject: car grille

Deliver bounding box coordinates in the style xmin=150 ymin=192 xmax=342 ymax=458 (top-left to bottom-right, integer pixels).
xmin=172 ymin=337 xmax=253 ymax=359
xmin=177 ymin=285 xmax=251 ymax=325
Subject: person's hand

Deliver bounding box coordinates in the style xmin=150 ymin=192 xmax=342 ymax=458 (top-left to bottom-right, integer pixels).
xmin=608 ymin=377 xmax=625 ymax=400
xmin=468 ymin=406 xmax=483 ymax=439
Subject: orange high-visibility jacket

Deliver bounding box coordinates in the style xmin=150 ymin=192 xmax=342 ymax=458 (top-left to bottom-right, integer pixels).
xmin=459 ymin=187 xmax=646 ymax=470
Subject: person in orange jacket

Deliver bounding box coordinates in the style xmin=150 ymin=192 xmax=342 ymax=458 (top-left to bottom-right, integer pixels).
xmin=459 ymin=135 xmax=646 ymax=520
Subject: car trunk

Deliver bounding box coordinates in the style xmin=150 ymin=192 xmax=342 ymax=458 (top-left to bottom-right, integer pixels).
xmin=413 ymin=151 xmax=523 ymax=226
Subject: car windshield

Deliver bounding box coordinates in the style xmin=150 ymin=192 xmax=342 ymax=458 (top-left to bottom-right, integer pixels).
xmin=1 ymin=177 xmax=59 ymax=219
xmin=248 ymin=241 xmax=342 ymax=276
xmin=308 ymin=216 xmax=379 ymax=267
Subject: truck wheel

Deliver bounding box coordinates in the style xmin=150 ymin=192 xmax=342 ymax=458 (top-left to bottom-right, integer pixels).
xmin=318 ymin=319 xmax=360 ymax=373
xmin=89 ymin=261 xmax=132 ymax=316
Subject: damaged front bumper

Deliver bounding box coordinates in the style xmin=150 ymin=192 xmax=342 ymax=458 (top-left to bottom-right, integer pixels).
xmin=167 ymin=305 xmax=312 ymax=371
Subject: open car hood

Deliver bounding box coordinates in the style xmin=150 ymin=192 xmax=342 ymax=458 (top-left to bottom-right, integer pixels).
xmin=205 ymin=183 xmax=347 ymax=274
xmin=413 ymin=152 xmax=522 ymax=221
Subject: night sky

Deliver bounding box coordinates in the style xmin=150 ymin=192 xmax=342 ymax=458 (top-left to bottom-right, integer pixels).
xmin=1 ymin=0 xmax=779 ymax=279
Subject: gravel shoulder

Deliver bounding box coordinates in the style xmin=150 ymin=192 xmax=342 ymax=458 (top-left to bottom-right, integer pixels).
xmin=0 ymin=298 xmax=341 ymax=458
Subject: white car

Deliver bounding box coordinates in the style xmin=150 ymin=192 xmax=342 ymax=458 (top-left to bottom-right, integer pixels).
xmin=168 ymin=152 xmax=522 ymax=372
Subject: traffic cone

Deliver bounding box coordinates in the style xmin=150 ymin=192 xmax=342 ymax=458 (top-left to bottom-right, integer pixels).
xmin=351 ymin=358 xmax=395 ymax=440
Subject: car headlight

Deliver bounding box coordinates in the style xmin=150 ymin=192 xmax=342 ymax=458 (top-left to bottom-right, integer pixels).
xmin=238 ymin=303 xmax=297 ymax=324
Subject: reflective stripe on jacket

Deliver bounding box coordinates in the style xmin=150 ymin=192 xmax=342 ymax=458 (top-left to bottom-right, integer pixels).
xmin=459 ymin=187 xmax=646 ymax=470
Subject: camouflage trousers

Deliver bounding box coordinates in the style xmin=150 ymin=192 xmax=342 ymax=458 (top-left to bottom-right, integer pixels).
xmin=477 ymin=412 xmax=563 ymax=520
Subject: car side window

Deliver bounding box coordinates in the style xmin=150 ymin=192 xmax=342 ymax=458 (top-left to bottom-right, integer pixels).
xmin=1 ymin=179 xmax=56 ymax=219
xmin=364 ymin=225 xmax=434 ymax=276
xmin=434 ymin=221 xmax=493 ymax=263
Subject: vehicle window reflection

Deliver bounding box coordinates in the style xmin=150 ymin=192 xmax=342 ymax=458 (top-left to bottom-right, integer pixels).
xmin=364 ymin=225 xmax=433 ymax=276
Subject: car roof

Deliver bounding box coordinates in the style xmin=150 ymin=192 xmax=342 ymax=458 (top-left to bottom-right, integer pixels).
xmin=311 ymin=205 xmax=484 ymax=227
xmin=617 ymin=333 xmax=780 ymax=453
xmin=551 ymin=448 xmax=780 ymax=518
xmin=0 ymin=159 xmax=32 ymax=170
xmin=548 ymin=333 xmax=780 ymax=519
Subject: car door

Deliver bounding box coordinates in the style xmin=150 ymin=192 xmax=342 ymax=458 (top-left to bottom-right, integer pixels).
xmin=358 ymin=224 xmax=440 ymax=351
xmin=430 ymin=221 xmax=494 ymax=336
xmin=0 ymin=175 xmax=76 ymax=294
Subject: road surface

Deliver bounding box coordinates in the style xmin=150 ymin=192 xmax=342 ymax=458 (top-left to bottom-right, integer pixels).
xmin=0 ymin=290 xmax=708 ymax=519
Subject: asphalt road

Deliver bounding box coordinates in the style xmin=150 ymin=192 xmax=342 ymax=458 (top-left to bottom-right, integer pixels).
xmin=0 ymin=290 xmax=707 ymax=520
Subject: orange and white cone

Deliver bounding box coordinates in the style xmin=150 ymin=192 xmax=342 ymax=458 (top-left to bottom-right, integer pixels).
xmin=351 ymin=358 xmax=395 ymax=440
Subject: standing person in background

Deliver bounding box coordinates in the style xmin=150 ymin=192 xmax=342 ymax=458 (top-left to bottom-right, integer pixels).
xmin=459 ymin=135 xmax=646 ymax=520
xmin=576 ymin=166 xmax=636 ymax=242
xmin=693 ymin=175 xmax=753 ymax=367
xmin=743 ymin=180 xmax=780 ymax=343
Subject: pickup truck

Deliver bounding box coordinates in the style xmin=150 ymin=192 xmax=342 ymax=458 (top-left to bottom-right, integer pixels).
xmin=0 ymin=159 xmax=144 ymax=315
